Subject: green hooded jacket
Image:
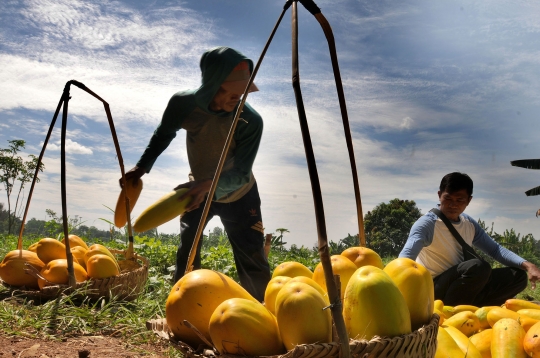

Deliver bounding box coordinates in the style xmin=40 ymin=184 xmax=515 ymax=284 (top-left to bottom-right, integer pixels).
xmin=136 ymin=47 xmax=262 ymax=201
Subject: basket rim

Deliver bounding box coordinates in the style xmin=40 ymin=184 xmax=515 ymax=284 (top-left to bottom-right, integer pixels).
xmin=146 ymin=313 xmax=440 ymax=358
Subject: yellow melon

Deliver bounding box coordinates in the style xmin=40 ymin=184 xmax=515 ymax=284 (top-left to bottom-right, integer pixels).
xmin=264 ymin=276 xmax=292 ymax=315
xmin=61 ymin=234 xmax=89 ymax=250
xmin=165 ymin=269 xmax=257 ymax=348
xmin=469 ymin=329 xmax=493 ymax=358
xmin=383 ymin=257 xmax=434 ymax=330
xmin=35 ymin=238 xmax=66 ymax=264
xmin=343 ymin=265 xmax=411 ymax=340
xmin=0 ymin=250 xmax=45 ymax=288
xmin=114 ymin=177 xmax=143 ymax=228
xmin=524 ymin=321 xmax=540 ymax=357
xmin=287 ymin=275 xmax=330 ymax=305
xmin=209 ymin=298 xmax=285 ymax=356
xmin=491 ymin=318 xmax=527 ymax=358
xmin=475 ymin=306 xmax=499 ymax=330
xmin=435 ymin=326 xmax=466 ymax=358
xmin=312 ymin=255 xmax=357 ymax=300
xmin=38 ymin=259 xmax=88 ymax=289
xmin=443 ymin=325 xmax=482 ymax=358
xmin=86 ymin=254 xmax=120 ymax=279
xmin=70 ymin=246 xmax=88 ymax=271
xmin=28 ymin=242 xmax=38 ymax=253
xmin=272 ymin=261 xmax=313 ymax=279
xmin=275 ymin=281 xmax=332 ymax=350
xmin=85 ymin=244 xmax=119 ymax=271
xmin=133 ymin=188 xmax=191 ymax=232
xmin=443 ymin=311 xmax=480 ymax=337
xmin=341 ymin=246 xmax=384 ymax=269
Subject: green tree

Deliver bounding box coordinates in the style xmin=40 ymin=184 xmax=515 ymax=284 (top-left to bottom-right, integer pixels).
xmin=364 ymin=198 xmax=422 ymax=257
xmin=0 ymin=139 xmax=44 ymax=234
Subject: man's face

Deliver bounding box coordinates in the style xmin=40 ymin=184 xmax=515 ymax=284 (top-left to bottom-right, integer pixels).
xmin=209 ymin=86 xmax=242 ymax=113
xmin=438 ymin=189 xmax=472 ymax=221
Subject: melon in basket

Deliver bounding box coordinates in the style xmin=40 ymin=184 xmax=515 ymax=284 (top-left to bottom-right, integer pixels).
xmin=275 ymin=281 xmax=332 ymax=350
xmin=86 ymin=254 xmax=120 ymax=279
xmin=209 ymin=298 xmax=285 ymax=356
xmin=0 ymin=249 xmax=45 ymax=288
xmin=312 ymin=254 xmax=357 ymax=300
xmin=85 ymin=244 xmax=120 ymax=271
xmin=272 ymin=261 xmax=313 ymax=279
xmin=35 ymin=238 xmax=67 ymax=264
xmin=38 ymin=259 xmax=88 ymax=289
xmin=165 ymin=269 xmax=257 ymax=348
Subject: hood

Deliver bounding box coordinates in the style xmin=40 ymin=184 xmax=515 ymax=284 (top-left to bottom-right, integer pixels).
xmin=195 ymin=46 xmax=255 ymax=114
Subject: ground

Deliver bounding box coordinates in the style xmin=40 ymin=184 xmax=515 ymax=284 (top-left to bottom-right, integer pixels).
xmin=0 ymin=333 xmax=172 ymax=358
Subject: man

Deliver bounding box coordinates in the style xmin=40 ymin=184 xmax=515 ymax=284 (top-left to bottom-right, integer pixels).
xmin=399 ymin=172 xmax=540 ymax=306
xmin=123 ymin=47 xmax=271 ymax=302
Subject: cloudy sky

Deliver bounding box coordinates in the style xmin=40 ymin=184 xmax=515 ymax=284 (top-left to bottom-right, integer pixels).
xmin=1 ymin=0 xmax=540 ymax=249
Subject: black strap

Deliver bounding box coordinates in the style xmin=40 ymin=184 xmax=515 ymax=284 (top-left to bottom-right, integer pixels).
xmin=430 ymin=208 xmax=482 ymax=260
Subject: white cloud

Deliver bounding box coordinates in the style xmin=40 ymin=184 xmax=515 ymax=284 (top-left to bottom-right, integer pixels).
xmin=47 ymin=138 xmax=93 ymax=155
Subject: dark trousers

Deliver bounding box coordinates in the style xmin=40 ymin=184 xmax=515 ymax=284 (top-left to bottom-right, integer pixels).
xmin=174 ymin=182 xmax=271 ymax=302
xmin=433 ymin=258 xmax=528 ymax=306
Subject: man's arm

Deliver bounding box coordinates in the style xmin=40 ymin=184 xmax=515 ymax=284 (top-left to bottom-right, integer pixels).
xmin=399 ymin=214 xmax=435 ymax=259
xmin=469 ymin=215 xmax=540 ymax=289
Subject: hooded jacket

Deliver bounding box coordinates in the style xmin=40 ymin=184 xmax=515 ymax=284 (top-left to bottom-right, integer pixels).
xmin=136 ymin=47 xmax=262 ymax=202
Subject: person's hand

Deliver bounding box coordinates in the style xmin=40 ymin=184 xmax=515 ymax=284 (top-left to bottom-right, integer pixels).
xmin=522 ymin=261 xmax=540 ymax=290
xmin=119 ymin=166 xmax=146 ymax=188
xmin=174 ymin=179 xmax=212 ymax=212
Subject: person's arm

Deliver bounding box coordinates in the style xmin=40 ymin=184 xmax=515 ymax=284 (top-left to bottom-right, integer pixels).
xmin=136 ymin=93 xmax=194 ymax=173
xmin=399 ymin=213 xmax=435 ymax=260
xmin=213 ymin=103 xmax=262 ymax=200
xmin=470 ymin=216 xmax=540 ymax=289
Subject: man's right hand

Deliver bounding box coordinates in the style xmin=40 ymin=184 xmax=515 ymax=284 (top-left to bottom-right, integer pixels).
xmin=120 ymin=166 xmax=146 ymax=188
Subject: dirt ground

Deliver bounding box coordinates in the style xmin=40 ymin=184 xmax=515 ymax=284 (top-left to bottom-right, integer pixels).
xmin=0 ymin=333 xmax=173 ymax=358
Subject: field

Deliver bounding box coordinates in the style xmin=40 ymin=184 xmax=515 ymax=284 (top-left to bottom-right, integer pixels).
xmin=1 ymin=232 xmax=540 ymax=357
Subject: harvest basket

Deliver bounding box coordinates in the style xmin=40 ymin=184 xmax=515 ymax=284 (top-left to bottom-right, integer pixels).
xmin=1 ymin=251 xmax=149 ymax=302
xmin=2 ymin=80 xmax=149 ymax=302
xmin=146 ymin=313 xmax=439 ymax=358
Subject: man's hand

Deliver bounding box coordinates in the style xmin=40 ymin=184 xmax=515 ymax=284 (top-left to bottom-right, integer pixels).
xmin=174 ymin=179 xmax=212 ymax=212
xmin=522 ymin=261 xmax=540 ymax=290
xmin=120 ymin=166 xmax=146 ymax=188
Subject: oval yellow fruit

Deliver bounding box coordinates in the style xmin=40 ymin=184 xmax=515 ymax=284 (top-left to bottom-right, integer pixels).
xmin=343 ymin=265 xmax=411 ymax=340
xmin=209 ymin=298 xmax=285 ymax=356
xmin=133 ymin=188 xmax=191 ymax=232
xmin=114 ymin=177 xmax=143 ymax=228
xmin=38 ymin=259 xmax=87 ymax=289
xmin=61 ymin=234 xmax=89 ymax=250
xmin=469 ymin=329 xmax=493 ymax=358
xmin=443 ymin=325 xmax=482 ymax=358
xmin=35 ymin=238 xmax=66 ymax=264
xmin=165 ymin=269 xmax=257 ymax=348
xmin=383 ymin=257 xmax=434 ymax=330
xmin=272 ymin=261 xmax=313 ymax=279
xmin=86 ymin=254 xmax=120 ymax=279
xmin=312 ymin=255 xmax=357 ymax=300
xmin=275 ymin=281 xmax=332 ymax=350
xmin=491 ymin=318 xmax=527 ymax=358
xmin=264 ymin=276 xmax=292 ymax=315
xmin=443 ymin=311 xmax=480 ymax=337
xmin=0 ymin=250 xmax=45 ymax=288
xmin=340 ymin=246 xmax=384 ymax=269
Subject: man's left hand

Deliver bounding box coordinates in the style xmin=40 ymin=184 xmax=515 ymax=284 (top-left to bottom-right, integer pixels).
xmin=174 ymin=179 xmax=212 ymax=212
xmin=522 ymin=261 xmax=540 ymax=290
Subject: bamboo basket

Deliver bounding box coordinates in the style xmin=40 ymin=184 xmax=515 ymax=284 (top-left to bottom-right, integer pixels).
xmin=1 ymin=80 xmax=148 ymax=302
xmin=146 ymin=313 xmax=439 ymax=358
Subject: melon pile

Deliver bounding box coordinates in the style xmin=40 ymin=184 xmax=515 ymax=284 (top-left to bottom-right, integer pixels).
xmin=165 ymin=247 xmax=435 ymax=355
xmin=0 ymin=235 xmax=123 ymax=290
xmin=434 ymin=298 xmax=540 ymax=357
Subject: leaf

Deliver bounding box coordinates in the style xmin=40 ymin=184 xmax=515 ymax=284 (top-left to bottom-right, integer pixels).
xmin=511 ymin=159 xmax=540 ymax=169
xmin=525 ymin=186 xmax=540 ymax=196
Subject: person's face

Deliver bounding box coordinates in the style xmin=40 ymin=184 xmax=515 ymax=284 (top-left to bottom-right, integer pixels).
xmin=438 ymin=189 xmax=472 ymax=221
xmin=209 ymin=86 xmax=242 ymax=113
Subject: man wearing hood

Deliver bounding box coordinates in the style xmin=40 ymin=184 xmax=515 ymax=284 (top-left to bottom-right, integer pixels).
xmin=123 ymin=47 xmax=271 ymax=301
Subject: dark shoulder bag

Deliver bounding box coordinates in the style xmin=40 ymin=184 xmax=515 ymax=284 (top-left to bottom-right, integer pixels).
xmin=430 ymin=208 xmax=484 ymax=262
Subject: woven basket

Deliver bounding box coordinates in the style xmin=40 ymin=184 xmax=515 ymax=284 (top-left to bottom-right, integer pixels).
xmin=146 ymin=313 xmax=439 ymax=358
xmin=1 ymin=250 xmax=149 ymax=302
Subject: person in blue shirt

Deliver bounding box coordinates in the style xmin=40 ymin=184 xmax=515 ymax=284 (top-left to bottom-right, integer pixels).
xmin=122 ymin=47 xmax=271 ymax=302
xmin=399 ymin=172 xmax=540 ymax=306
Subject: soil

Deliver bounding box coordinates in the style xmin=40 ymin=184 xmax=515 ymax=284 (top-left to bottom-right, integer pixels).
xmin=0 ymin=333 xmax=173 ymax=358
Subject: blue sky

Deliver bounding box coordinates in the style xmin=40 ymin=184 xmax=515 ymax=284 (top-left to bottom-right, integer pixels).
xmin=1 ymin=0 xmax=540 ymax=248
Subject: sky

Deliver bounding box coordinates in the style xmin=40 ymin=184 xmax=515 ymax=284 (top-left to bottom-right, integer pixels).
xmin=1 ymin=0 xmax=540 ymax=249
